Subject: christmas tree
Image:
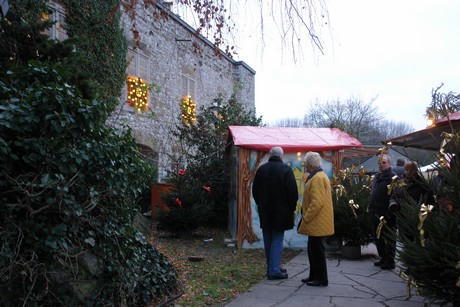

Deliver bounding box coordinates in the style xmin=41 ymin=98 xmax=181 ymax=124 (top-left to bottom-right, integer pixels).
xmin=393 ymin=87 xmax=460 ymax=306
xmin=331 ymin=166 xmax=374 ymax=247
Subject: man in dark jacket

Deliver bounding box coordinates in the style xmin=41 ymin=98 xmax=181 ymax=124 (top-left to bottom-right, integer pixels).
xmin=368 ymin=154 xmax=397 ymax=270
xmin=389 ymin=161 xmax=434 ymax=242
xmin=252 ymin=146 xmax=298 ymax=280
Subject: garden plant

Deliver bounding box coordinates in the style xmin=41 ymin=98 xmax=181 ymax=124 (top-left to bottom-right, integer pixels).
xmin=0 ymin=1 xmax=178 ymax=305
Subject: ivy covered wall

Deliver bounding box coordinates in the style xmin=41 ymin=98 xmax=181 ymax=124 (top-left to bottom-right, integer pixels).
xmin=107 ymin=2 xmax=256 ymax=181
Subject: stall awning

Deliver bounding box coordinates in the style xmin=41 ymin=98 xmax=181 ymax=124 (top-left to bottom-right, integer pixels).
xmin=228 ymin=126 xmax=362 ymax=153
xmin=384 ymin=111 xmax=460 ymax=151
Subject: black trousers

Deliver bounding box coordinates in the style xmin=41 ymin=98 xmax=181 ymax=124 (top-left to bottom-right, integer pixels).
xmin=372 ymin=220 xmax=396 ymax=264
xmin=307 ymin=236 xmax=328 ymax=282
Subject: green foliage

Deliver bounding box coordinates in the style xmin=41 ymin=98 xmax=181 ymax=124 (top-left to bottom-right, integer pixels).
xmin=158 ymin=173 xmax=214 ymax=235
xmin=158 ymin=94 xmax=262 ymax=233
xmin=0 ymin=1 xmax=178 ymax=305
xmin=331 ymin=167 xmax=374 ymax=246
xmin=396 ymin=152 xmax=460 ymax=305
xmin=395 ymin=94 xmax=460 ymax=305
xmin=60 ymin=0 xmax=128 ymax=112
xmin=0 ymin=59 xmax=177 ymax=307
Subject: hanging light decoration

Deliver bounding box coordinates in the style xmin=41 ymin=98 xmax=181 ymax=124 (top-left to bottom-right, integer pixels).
xmin=127 ymin=76 xmax=149 ymax=112
xmin=181 ymin=95 xmax=196 ymax=125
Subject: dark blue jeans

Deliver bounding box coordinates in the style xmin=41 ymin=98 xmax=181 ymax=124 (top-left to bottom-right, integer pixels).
xmin=262 ymin=228 xmax=285 ymax=276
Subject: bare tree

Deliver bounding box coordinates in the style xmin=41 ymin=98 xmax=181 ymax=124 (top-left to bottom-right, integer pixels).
xmin=303 ymin=96 xmax=384 ymax=140
xmin=272 ymin=117 xmax=304 ymax=127
xmin=376 ymin=120 xmax=414 ymax=141
xmin=303 ymin=96 xmax=417 ymax=145
xmin=122 ymin=0 xmax=329 ymax=59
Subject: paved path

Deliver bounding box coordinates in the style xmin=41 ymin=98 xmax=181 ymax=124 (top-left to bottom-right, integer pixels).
xmin=226 ymin=245 xmax=446 ymax=307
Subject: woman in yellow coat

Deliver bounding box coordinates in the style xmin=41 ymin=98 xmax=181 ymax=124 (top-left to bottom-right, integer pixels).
xmin=297 ymin=151 xmax=334 ymax=287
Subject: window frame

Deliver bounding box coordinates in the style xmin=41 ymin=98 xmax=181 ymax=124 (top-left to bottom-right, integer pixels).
xmin=126 ymin=48 xmax=150 ymax=111
xmin=42 ymin=2 xmax=68 ymax=41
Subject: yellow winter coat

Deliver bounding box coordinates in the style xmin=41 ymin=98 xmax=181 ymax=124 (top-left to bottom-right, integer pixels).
xmin=297 ymin=171 xmax=334 ymax=237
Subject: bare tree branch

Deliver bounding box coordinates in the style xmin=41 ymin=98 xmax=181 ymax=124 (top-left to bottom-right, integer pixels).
xmin=303 ymin=95 xmax=413 ymax=144
xmin=154 ymin=0 xmax=329 ymax=60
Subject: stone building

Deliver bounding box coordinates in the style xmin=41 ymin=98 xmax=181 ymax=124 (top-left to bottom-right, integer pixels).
xmin=44 ymin=1 xmax=255 ymax=182
xmin=107 ymin=2 xmax=256 ymax=181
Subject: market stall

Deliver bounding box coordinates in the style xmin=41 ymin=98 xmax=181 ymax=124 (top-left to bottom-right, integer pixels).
xmin=226 ymin=126 xmax=362 ymax=248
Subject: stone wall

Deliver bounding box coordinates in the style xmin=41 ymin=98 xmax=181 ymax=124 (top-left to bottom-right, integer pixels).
xmin=107 ymin=2 xmax=255 ymax=181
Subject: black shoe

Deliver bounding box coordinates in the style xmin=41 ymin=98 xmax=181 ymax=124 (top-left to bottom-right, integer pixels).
xmin=266 ymin=268 xmax=287 ymax=276
xmin=306 ymin=280 xmax=328 ymax=287
xmin=267 ymin=272 xmax=288 ymax=280
xmin=373 ymin=258 xmax=385 ymax=266
xmin=380 ymin=262 xmax=395 ymax=270
xmin=301 ymin=277 xmax=314 ymax=283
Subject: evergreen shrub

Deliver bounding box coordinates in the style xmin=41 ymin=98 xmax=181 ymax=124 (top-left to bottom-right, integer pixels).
xmin=157 ymin=94 xmax=262 ymax=234
xmin=0 ymin=1 xmax=178 ymax=305
xmin=331 ymin=166 xmax=374 ymax=246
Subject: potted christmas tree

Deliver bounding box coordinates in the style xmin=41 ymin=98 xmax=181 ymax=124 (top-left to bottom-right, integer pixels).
xmin=331 ymin=167 xmax=374 ymax=259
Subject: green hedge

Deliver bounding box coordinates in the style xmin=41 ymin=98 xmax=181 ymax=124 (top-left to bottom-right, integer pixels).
xmin=0 ymin=1 xmax=178 ymax=305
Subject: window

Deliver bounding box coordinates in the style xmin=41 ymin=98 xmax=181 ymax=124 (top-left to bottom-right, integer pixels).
xmin=181 ymin=75 xmax=195 ymax=99
xmin=127 ymin=48 xmax=150 ymax=111
xmin=181 ymin=96 xmax=196 ymax=125
xmin=41 ymin=2 xmax=68 ymax=41
xmin=127 ymin=76 xmax=149 ymax=111
xmin=181 ymin=75 xmax=196 ymax=124
xmin=127 ymin=48 xmax=149 ymax=81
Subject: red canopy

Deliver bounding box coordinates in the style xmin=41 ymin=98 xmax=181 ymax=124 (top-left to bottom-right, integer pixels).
xmin=228 ymin=126 xmax=362 ymax=153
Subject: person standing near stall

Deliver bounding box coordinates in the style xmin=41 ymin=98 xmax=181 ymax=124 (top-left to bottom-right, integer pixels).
xmin=297 ymin=151 xmax=334 ymax=287
xmin=252 ymin=146 xmax=299 ymax=280
xmin=368 ymin=154 xmax=397 ymax=270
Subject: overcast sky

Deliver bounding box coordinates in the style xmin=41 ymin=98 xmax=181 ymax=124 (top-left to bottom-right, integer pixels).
xmin=233 ymin=0 xmax=460 ymax=131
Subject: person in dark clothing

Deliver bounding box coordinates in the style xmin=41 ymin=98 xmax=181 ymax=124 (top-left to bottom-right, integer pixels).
xmin=393 ymin=158 xmax=406 ymax=179
xmin=368 ymin=154 xmax=397 ymax=270
xmin=388 ymin=161 xmax=435 ymax=248
xmin=389 ymin=161 xmax=434 ymax=212
xmin=252 ymin=146 xmax=299 ymax=280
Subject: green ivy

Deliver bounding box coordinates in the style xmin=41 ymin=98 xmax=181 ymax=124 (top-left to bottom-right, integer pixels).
xmin=0 ymin=1 xmax=178 ymax=305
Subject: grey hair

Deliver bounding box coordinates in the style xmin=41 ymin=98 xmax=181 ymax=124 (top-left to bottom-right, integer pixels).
xmin=305 ymin=151 xmax=321 ymax=168
xmin=269 ymin=146 xmax=284 ymax=158
xmin=381 ymin=154 xmax=392 ymax=164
